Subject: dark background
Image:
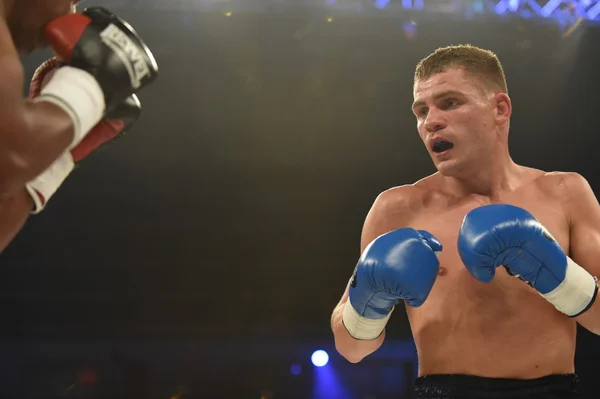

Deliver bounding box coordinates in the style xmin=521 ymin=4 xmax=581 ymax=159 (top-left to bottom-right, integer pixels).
xmin=2 ymin=0 xmax=600 ymax=397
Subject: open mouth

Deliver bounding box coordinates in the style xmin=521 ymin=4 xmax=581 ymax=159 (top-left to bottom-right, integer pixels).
xmin=432 ymin=140 xmax=454 ymax=153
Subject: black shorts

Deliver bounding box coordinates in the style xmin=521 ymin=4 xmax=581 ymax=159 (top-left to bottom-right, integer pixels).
xmin=414 ymin=373 xmax=579 ymax=399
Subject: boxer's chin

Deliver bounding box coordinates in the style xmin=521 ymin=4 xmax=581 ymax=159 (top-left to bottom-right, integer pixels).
xmin=434 ymin=158 xmax=462 ymax=177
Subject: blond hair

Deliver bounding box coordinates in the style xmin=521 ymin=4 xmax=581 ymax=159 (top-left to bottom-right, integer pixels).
xmin=414 ymin=44 xmax=508 ymax=93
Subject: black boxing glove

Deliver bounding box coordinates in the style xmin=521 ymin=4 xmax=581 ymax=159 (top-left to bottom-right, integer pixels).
xmin=46 ymin=7 xmax=158 ymax=108
xmin=34 ymin=7 xmax=158 ymax=150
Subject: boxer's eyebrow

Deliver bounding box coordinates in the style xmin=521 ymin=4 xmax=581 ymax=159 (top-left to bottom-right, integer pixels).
xmin=411 ymin=90 xmax=464 ymax=112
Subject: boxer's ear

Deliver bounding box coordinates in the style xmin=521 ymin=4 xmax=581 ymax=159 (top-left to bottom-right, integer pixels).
xmin=493 ymin=92 xmax=511 ymax=126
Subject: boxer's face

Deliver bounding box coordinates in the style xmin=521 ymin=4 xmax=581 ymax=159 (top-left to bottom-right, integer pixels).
xmin=412 ymin=67 xmax=510 ymax=177
xmin=7 ymin=0 xmax=79 ymax=53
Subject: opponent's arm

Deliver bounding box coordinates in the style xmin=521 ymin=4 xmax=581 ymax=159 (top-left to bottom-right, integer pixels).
xmin=0 ymin=18 xmax=77 ymax=199
xmin=0 ymin=80 xmax=143 ymax=254
xmin=0 ymin=8 xmax=157 ymax=206
xmin=562 ymin=173 xmax=600 ymax=334
xmin=0 ymin=8 xmax=155 ymax=253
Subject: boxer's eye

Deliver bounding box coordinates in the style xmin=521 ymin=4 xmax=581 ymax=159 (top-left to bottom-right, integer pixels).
xmin=442 ymin=99 xmax=459 ymax=109
xmin=432 ymin=141 xmax=453 ymax=153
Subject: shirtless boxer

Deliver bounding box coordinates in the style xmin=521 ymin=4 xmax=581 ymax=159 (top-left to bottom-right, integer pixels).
xmin=331 ymin=44 xmax=600 ymax=398
xmin=0 ymin=1 xmax=158 ymax=252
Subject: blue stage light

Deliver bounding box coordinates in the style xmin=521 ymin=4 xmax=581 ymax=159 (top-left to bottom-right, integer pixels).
xmin=311 ymin=350 xmax=329 ymax=367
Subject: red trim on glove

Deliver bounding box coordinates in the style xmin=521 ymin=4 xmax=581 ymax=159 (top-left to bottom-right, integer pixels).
xmin=44 ymin=14 xmax=93 ymax=63
xmin=70 ymin=120 xmax=125 ymax=162
xmin=29 ymin=57 xmax=59 ymax=98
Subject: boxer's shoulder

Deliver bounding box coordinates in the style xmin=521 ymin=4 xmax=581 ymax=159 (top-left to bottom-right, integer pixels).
xmin=533 ymin=171 xmax=591 ymax=201
xmin=368 ymin=188 xmax=419 ymax=229
xmin=375 ymin=173 xmax=448 ymax=214
xmin=361 ymin=184 xmax=429 ymax=250
xmin=374 ymin=183 xmax=429 ymax=214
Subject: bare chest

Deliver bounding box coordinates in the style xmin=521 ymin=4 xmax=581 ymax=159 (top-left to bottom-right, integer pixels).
xmin=398 ymin=191 xmax=571 ymax=320
xmin=409 ymin=194 xmax=570 ymax=280
xmin=391 ymin=187 xmax=576 ymax=376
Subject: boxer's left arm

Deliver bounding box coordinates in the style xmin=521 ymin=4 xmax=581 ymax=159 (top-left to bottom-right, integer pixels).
xmin=562 ymin=173 xmax=600 ymax=334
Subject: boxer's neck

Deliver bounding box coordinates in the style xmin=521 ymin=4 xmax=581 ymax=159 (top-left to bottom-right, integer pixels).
xmin=443 ymin=144 xmax=521 ymax=199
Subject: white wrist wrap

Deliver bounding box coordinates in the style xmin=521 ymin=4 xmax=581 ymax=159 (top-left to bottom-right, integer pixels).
xmin=342 ymin=302 xmax=393 ymax=340
xmin=541 ymin=257 xmax=598 ymax=317
xmin=25 ymin=152 xmax=75 ymax=214
xmin=34 ymin=66 xmax=105 ymax=148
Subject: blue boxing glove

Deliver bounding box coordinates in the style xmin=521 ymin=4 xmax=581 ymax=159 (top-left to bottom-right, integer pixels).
xmin=458 ymin=204 xmax=598 ymax=317
xmin=342 ymin=228 xmax=442 ymax=340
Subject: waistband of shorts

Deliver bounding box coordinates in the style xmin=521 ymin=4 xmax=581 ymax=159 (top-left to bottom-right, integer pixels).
xmin=414 ymin=373 xmax=579 ymax=397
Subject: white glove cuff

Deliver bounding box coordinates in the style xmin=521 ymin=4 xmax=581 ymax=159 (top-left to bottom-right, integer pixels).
xmin=341 ymin=301 xmax=393 ymax=340
xmin=541 ymin=256 xmax=598 ymax=317
xmin=34 ymin=66 xmax=105 ymax=149
xmin=25 ymin=151 xmax=75 ymax=214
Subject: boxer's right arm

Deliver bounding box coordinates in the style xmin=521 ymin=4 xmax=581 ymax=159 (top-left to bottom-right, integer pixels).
xmin=331 ymin=191 xmax=398 ymax=363
xmin=331 ymin=186 xmax=431 ymax=363
xmin=0 ymin=19 xmax=78 ymax=200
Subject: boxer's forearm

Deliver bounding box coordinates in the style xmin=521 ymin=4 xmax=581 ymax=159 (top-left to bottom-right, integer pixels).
xmin=331 ymin=301 xmax=385 ymax=363
xmin=0 ymin=188 xmax=33 ymax=252
xmin=0 ymin=101 xmax=74 ymax=199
